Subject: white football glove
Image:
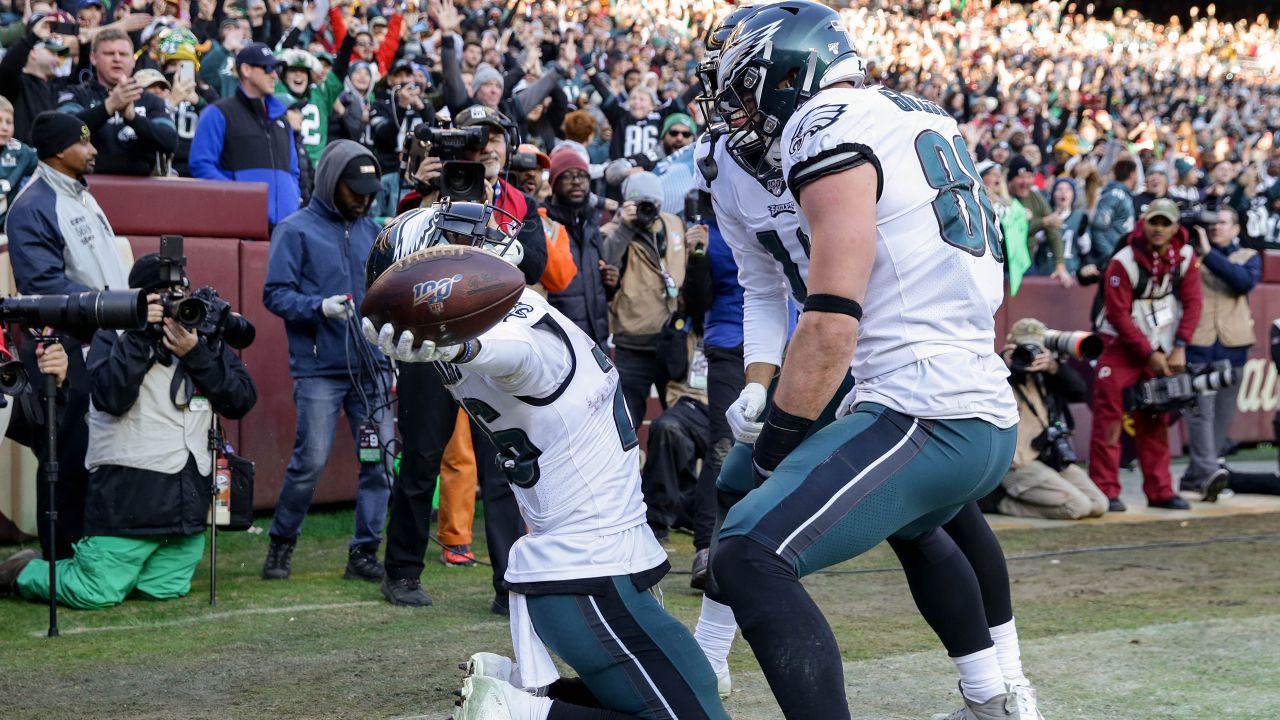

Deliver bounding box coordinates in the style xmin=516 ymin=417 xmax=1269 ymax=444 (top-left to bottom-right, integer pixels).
xmin=726 ymin=382 xmax=767 ymax=444
xmin=322 ymin=294 xmax=351 ymax=320
xmin=361 ymin=318 xmax=461 ymax=363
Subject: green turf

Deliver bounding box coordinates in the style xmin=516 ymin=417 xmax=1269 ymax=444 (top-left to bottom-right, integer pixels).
xmin=3 ymin=509 xmax=1280 ymax=719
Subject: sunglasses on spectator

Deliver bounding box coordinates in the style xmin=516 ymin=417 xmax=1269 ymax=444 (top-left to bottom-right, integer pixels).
xmin=666 ymin=129 xmax=693 ymax=138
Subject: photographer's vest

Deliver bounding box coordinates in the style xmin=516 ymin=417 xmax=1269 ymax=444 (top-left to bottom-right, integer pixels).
xmin=85 ymin=354 xmax=213 ymax=476
xmin=1011 ymin=379 xmax=1050 ymax=471
xmin=1191 ymin=246 xmax=1257 ymax=349
xmin=607 ymin=212 xmax=687 ymax=347
xmin=1096 ymin=243 xmax=1195 ymax=353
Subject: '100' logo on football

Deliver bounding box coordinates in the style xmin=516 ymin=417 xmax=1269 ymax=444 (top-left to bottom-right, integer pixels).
xmin=414 ymin=274 xmax=464 ymax=307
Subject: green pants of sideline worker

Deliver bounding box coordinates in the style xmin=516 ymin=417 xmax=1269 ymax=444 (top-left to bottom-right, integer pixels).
xmin=17 ymin=534 xmax=205 ymax=610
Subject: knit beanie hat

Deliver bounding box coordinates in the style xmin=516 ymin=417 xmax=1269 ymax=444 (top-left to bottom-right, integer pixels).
xmin=32 ymin=112 xmax=90 ymax=159
xmin=549 ymin=147 xmax=588 ymax=189
xmin=622 ymin=171 xmax=663 ymax=205
xmin=472 ymin=63 xmax=504 ymax=93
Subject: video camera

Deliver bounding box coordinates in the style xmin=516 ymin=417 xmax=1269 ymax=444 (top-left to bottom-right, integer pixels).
xmin=1123 ymin=360 xmax=1237 ymax=413
xmin=1180 ymin=209 xmax=1219 ymax=233
xmin=407 ymin=122 xmax=489 ymax=202
xmin=152 ymin=236 xmax=256 ymax=350
xmin=1010 ymin=330 xmax=1103 ymax=372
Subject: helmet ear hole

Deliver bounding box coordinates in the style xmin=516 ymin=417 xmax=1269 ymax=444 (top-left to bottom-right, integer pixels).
xmin=779 ymin=68 xmax=799 ymax=91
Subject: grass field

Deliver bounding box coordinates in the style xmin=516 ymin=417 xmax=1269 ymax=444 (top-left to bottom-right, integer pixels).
xmin=3 ymin=506 xmax=1280 ymax=719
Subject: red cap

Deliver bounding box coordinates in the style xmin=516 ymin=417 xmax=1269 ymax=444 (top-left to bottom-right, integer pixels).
xmin=548 ymin=147 xmax=589 ymax=189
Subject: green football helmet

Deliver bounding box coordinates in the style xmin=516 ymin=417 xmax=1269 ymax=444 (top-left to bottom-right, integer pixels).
xmin=693 ymin=3 xmax=769 ymax=125
xmin=715 ymin=0 xmax=864 ymax=180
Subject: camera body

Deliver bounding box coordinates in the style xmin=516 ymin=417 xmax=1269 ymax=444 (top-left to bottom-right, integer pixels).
xmin=150 ymin=236 xmax=256 ymax=349
xmin=406 ymin=123 xmax=490 ymax=203
xmin=633 ymin=200 xmax=660 ymax=228
xmin=1035 ymin=420 xmax=1079 ymax=471
xmin=509 ymin=152 xmax=541 ymax=172
xmin=1123 ymin=360 xmax=1237 ymax=413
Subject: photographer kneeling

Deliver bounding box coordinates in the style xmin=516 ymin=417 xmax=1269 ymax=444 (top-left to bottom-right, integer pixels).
xmin=990 ymin=319 xmax=1107 ymax=520
xmin=1 ymin=255 xmax=256 ymax=609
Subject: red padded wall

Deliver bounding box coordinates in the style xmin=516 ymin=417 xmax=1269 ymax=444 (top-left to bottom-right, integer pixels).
xmin=91 ymin=176 xmax=269 ymax=241
xmin=238 ymin=241 xmax=361 ymax=509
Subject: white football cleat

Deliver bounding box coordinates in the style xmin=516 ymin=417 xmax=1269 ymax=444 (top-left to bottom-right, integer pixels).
xmin=1011 ymin=681 xmax=1045 ymax=720
xmin=716 ymin=666 xmax=732 ymax=699
xmin=461 ymin=652 xmax=517 ymax=684
xmin=453 ymin=675 xmax=551 ymax=720
xmin=453 ymin=676 xmax=514 ymax=720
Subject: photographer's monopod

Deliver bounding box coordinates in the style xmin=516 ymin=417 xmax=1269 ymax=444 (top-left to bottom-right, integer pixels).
xmin=41 ymin=361 xmax=59 ymax=637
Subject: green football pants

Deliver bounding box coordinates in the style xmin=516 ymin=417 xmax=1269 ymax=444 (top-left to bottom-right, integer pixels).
xmin=17 ymin=534 xmax=205 ymax=610
xmin=527 ymin=575 xmax=730 ymax=720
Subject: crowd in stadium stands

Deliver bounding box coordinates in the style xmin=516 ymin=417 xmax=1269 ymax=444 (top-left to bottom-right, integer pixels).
xmin=3 ymin=0 xmax=1280 ymax=607
xmin=0 ymin=0 xmax=1271 ymax=241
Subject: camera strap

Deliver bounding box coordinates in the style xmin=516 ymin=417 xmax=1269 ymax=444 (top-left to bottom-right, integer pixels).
xmin=1011 ymin=381 xmax=1051 ymax=433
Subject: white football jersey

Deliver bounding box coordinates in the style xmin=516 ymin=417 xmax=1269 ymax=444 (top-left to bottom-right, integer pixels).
xmin=438 ymin=289 xmax=667 ymax=585
xmin=695 ymin=131 xmax=807 ymax=368
xmin=781 ymin=85 xmax=1017 ymax=426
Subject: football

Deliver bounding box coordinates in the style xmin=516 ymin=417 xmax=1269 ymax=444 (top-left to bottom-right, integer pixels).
xmin=361 ymin=244 xmax=525 ymax=346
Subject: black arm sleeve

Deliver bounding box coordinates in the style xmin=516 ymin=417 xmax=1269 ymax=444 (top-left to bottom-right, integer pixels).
xmin=515 ymin=192 xmax=547 ymax=285
xmin=127 ymin=96 xmax=178 ymax=153
xmin=332 ymin=31 xmax=356 ymax=81
xmin=440 ymin=36 xmax=472 ymax=114
xmin=680 ymin=250 xmax=713 ymax=319
xmin=277 ymin=25 xmax=304 ymax=50
xmin=0 ymin=34 xmax=34 ymax=100
xmin=87 ymin=330 xmax=155 ymax=417
xmin=1046 ymin=362 xmax=1088 ymax=404
xmin=73 ymin=91 xmax=113 ymax=132
xmin=180 ymin=342 xmax=258 ymax=420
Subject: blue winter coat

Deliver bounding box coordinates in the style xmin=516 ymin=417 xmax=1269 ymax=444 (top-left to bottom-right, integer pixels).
xmin=263 ymin=140 xmax=388 ymax=379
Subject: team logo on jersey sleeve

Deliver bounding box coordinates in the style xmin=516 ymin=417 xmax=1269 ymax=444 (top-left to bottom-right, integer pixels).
xmin=788 ymin=104 xmax=847 ymax=155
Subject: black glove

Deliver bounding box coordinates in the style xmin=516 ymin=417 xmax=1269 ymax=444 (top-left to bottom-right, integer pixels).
xmin=627 ymin=153 xmax=656 ymax=172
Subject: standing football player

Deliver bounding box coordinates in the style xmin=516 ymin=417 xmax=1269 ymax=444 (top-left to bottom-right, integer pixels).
xmin=363 ymin=201 xmax=729 ymax=720
xmin=688 ymin=5 xmax=1046 ymax=720
xmin=706 ymin=4 xmax=1034 ymax=720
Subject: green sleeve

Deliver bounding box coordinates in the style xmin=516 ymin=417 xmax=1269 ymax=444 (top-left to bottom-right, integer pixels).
xmin=317 ymin=72 xmax=343 ymax=108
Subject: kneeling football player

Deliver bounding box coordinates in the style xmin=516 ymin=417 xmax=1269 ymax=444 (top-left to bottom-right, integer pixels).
xmin=363 ymin=200 xmax=730 ymax=720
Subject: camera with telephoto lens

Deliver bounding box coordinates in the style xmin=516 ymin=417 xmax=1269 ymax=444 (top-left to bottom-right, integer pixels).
xmin=0 ymin=291 xmax=148 ymax=332
xmin=1123 ymin=360 xmax=1237 ymax=413
xmin=1034 ymin=421 xmax=1079 ymax=471
xmin=1011 ymin=329 xmax=1103 ymax=372
xmin=152 ymin=236 xmax=256 ymax=349
xmin=409 ymin=123 xmax=490 ymax=202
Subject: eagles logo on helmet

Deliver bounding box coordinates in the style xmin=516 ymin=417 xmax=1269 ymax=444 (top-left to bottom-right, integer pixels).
xmin=714 ymin=0 xmax=863 ymax=180
xmin=364 ymin=200 xmax=525 ymax=291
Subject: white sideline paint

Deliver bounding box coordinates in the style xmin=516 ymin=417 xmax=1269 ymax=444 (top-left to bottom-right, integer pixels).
xmin=30 ymin=601 xmax=381 ymax=637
